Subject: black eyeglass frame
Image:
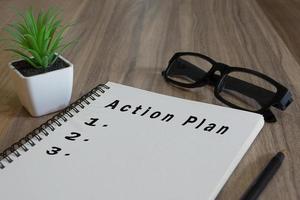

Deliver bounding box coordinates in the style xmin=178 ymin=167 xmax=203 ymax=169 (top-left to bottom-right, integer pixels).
xmin=162 ymin=52 xmax=293 ymax=122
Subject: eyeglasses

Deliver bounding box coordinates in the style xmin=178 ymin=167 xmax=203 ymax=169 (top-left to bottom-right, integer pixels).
xmin=162 ymin=52 xmax=293 ymax=122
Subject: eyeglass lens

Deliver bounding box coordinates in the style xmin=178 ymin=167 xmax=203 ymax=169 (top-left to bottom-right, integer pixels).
xmin=167 ymin=56 xmax=213 ymax=84
xmin=219 ymin=71 xmax=277 ymax=111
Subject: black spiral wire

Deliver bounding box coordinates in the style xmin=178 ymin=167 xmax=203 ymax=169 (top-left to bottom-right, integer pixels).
xmin=0 ymin=84 xmax=110 ymax=170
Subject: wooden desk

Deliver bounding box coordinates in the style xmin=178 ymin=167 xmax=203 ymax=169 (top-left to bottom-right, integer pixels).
xmin=0 ymin=0 xmax=299 ymax=199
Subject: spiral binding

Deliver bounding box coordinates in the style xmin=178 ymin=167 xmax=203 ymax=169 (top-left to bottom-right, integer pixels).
xmin=0 ymin=83 xmax=110 ymax=170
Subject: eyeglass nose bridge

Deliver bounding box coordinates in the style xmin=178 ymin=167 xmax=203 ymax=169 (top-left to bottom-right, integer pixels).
xmin=206 ymin=62 xmax=231 ymax=85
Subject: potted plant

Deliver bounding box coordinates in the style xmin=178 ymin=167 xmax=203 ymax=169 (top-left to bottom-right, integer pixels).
xmin=3 ymin=8 xmax=76 ymax=117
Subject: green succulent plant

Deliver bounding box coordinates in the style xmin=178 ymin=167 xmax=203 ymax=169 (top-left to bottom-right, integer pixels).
xmin=4 ymin=8 xmax=75 ymax=69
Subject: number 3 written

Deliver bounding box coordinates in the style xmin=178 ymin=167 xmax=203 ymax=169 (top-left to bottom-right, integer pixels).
xmin=46 ymin=146 xmax=62 ymax=155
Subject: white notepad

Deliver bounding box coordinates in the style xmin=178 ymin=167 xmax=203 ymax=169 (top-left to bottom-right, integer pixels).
xmin=0 ymin=82 xmax=264 ymax=200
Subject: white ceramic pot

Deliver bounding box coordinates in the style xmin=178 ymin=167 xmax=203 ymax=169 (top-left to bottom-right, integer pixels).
xmin=9 ymin=55 xmax=73 ymax=117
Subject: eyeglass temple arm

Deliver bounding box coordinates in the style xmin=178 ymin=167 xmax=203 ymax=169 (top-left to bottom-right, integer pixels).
xmin=216 ymin=75 xmax=293 ymax=110
xmin=219 ymin=75 xmax=275 ymax=108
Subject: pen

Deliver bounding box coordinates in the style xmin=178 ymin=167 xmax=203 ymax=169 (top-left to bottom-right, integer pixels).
xmin=240 ymin=152 xmax=285 ymax=200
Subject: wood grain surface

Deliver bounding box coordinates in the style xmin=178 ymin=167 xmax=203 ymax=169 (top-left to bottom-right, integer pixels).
xmin=0 ymin=0 xmax=299 ymax=199
xmin=257 ymin=0 xmax=300 ymax=66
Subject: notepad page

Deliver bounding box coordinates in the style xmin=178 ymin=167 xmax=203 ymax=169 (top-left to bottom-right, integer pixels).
xmin=0 ymin=82 xmax=264 ymax=200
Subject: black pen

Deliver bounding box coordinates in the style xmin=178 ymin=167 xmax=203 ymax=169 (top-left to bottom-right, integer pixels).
xmin=241 ymin=152 xmax=285 ymax=200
